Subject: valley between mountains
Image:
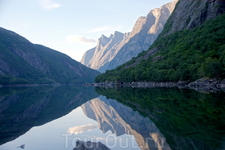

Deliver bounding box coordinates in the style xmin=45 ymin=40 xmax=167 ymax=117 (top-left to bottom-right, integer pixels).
xmin=0 ymin=0 xmax=225 ymax=86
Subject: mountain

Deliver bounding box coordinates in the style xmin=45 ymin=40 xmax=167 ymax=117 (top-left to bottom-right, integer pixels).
xmin=81 ymin=0 xmax=178 ymax=73
xmin=81 ymin=31 xmax=130 ymax=72
xmin=107 ymin=0 xmax=178 ymax=71
xmin=0 ymin=86 xmax=99 ymax=145
xmin=80 ymin=47 xmax=95 ymax=66
xmin=95 ymin=0 xmax=225 ymax=83
xmin=0 ymin=27 xmax=100 ymax=85
xmin=160 ymin=0 xmax=225 ymax=36
xmin=81 ymin=96 xmax=171 ymax=150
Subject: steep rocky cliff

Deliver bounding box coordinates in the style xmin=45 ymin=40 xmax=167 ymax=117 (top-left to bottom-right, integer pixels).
xmin=81 ymin=96 xmax=171 ymax=150
xmin=160 ymin=0 xmax=225 ymax=37
xmin=80 ymin=47 xmax=95 ymax=66
xmin=80 ymin=32 xmax=130 ymax=72
xmin=107 ymin=0 xmax=178 ymax=70
xmin=81 ymin=0 xmax=178 ymax=73
xmin=89 ymin=32 xmax=128 ymax=71
xmin=0 ymin=27 xmax=100 ymax=84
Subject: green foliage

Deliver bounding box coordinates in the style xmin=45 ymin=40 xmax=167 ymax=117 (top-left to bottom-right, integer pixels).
xmin=96 ymin=14 xmax=225 ymax=82
xmin=200 ymin=57 xmax=223 ymax=77
xmin=96 ymin=87 xmax=225 ymax=150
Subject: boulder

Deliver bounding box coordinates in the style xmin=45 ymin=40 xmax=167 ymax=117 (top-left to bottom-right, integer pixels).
xmin=73 ymin=140 xmax=110 ymax=150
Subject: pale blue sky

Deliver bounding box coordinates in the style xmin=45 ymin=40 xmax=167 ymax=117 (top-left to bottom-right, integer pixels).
xmin=0 ymin=0 xmax=173 ymax=61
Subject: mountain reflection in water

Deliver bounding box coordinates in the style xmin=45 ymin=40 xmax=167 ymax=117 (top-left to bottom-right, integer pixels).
xmin=0 ymin=86 xmax=225 ymax=150
xmin=0 ymin=86 xmax=99 ymax=145
xmin=81 ymin=96 xmax=171 ymax=150
xmin=96 ymin=87 xmax=225 ymax=150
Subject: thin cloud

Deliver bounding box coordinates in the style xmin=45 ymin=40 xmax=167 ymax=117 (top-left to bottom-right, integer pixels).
xmin=66 ymin=34 xmax=96 ymax=44
xmin=39 ymin=0 xmax=61 ymax=11
xmin=88 ymin=26 xmax=122 ymax=33
xmin=68 ymin=124 xmax=98 ymax=135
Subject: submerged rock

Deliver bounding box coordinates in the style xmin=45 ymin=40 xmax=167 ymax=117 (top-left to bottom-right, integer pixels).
xmin=73 ymin=140 xmax=110 ymax=150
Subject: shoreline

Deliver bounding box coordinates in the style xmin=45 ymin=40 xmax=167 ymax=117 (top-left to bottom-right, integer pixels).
xmin=83 ymin=78 xmax=225 ymax=93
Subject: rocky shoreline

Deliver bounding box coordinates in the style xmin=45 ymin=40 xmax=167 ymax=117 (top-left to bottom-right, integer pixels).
xmin=84 ymin=78 xmax=225 ymax=93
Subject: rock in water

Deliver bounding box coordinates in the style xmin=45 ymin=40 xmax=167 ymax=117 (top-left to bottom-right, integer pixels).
xmin=73 ymin=140 xmax=110 ymax=150
xmin=17 ymin=144 xmax=25 ymax=149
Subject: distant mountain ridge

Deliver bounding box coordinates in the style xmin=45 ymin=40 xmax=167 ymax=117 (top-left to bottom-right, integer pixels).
xmin=81 ymin=0 xmax=178 ymax=72
xmin=0 ymin=27 xmax=100 ymax=84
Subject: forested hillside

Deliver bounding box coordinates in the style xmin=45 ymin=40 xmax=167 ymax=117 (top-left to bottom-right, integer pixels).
xmin=95 ymin=0 xmax=225 ymax=83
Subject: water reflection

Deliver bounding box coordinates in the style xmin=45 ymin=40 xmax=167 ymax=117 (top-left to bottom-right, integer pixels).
xmin=0 ymin=86 xmax=98 ymax=145
xmin=1 ymin=86 xmax=225 ymax=150
xmin=96 ymin=87 xmax=225 ymax=150
xmin=0 ymin=86 xmax=140 ymax=150
xmin=68 ymin=124 xmax=98 ymax=135
xmin=81 ymin=96 xmax=171 ymax=150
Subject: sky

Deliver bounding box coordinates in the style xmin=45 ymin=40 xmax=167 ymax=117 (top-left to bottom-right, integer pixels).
xmin=0 ymin=0 xmax=173 ymax=62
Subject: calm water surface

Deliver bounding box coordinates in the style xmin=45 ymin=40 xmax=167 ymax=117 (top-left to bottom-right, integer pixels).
xmin=0 ymin=86 xmax=224 ymax=150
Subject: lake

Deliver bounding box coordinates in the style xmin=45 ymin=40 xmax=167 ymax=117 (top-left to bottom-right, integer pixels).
xmin=0 ymin=86 xmax=225 ymax=150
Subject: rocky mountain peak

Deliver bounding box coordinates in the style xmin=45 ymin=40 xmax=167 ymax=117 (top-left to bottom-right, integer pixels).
xmin=97 ymin=34 xmax=110 ymax=48
xmin=162 ymin=0 xmax=179 ymax=13
xmin=148 ymin=0 xmax=178 ymax=34
xmin=106 ymin=0 xmax=178 ymax=71
xmin=113 ymin=31 xmax=123 ymax=38
xmin=130 ymin=16 xmax=147 ymax=38
xmin=80 ymin=0 xmax=178 ymax=72
xmin=110 ymin=31 xmax=124 ymax=44
xmin=84 ymin=31 xmax=126 ymax=71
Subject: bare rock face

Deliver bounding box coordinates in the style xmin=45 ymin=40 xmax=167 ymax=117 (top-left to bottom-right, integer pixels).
xmin=73 ymin=140 xmax=110 ymax=150
xmin=88 ymin=32 xmax=126 ymax=70
xmin=161 ymin=0 xmax=225 ymax=37
xmin=80 ymin=0 xmax=178 ymax=72
xmin=127 ymin=0 xmax=225 ymax=68
xmin=81 ymin=31 xmax=130 ymax=72
xmin=107 ymin=0 xmax=178 ymax=70
xmin=80 ymin=47 xmax=95 ymax=66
